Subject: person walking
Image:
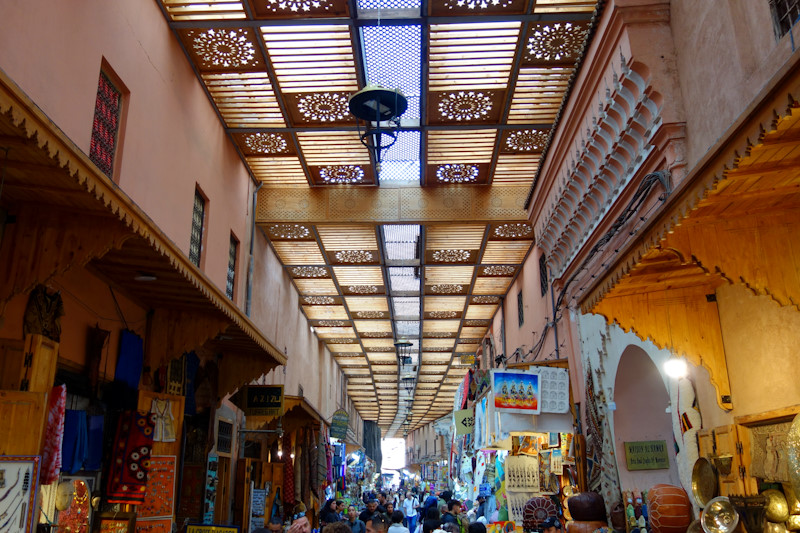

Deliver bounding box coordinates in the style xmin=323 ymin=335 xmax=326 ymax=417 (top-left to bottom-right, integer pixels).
xmin=347 ymin=505 xmax=366 ymax=533
xmin=388 ymin=511 xmax=411 ymax=533
xmin=402 ymin=491 xmax=419 ymax=533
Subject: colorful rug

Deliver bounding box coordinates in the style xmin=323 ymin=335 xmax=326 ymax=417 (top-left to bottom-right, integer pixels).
xmin=107 ymin=410 xmax=155 ymax=504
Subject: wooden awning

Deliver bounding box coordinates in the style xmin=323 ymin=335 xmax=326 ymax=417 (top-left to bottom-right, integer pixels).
xmin=580 ymin=55 xmax=800 ymax=411
xmin=0 ymin=69 xmax=286 ymax=394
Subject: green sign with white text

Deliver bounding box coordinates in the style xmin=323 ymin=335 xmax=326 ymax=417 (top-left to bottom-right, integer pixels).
xmin=624 ymin=440 xmax=669 ymax=470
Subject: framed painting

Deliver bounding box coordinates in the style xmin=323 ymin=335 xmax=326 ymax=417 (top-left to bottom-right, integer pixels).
xmin=491 ymin=369 xmax=541 ymax=414
xmin=0 ymin=455 xmax=41 ymax=533
xmin=93 ymin=511 xmax=136 ymax=533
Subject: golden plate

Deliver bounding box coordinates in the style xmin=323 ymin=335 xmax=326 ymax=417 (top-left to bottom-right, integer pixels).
xmin=692 ymin=457 xmax=719 ymax=508
xmin=786 ymin=515 xmax=800 ymax=531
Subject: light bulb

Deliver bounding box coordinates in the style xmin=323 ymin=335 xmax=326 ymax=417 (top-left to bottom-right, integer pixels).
xmin=291 ymin=453 xmax=295 ymax=459
xmin=278 ymin=449 xmax=283 ymax=459
xmin=664 ymin=356 xmax=688 ymax=378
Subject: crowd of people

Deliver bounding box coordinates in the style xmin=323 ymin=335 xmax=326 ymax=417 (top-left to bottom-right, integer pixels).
xmin=253 ymin=487 xmax=537 ymax=533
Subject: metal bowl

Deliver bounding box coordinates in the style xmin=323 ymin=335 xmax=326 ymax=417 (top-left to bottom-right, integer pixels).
xmin=692 ymin=457 xmax=719 ymax=508
xmin=701 ymin=496 xmax=740 ymax=533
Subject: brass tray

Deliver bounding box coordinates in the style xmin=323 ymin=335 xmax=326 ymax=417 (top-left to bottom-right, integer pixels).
xmin=692 ymin=457 xmax=719 ymax=508
xmin=789 ymin=413 xmax=800 ymax=495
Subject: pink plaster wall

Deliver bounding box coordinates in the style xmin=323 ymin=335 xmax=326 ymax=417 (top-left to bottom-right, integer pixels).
xmin=249 ymin=228 xmax=347 ymax=421
xmin=670 ymin=0 xmax=800 ymax=169
xmin=613 ymin=345 xmax=680 ymax=491
xmin=0 ymin=0 xmax=252 ymax=297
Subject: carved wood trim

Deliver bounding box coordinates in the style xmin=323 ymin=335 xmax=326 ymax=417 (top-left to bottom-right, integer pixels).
xmin=145 ymin=308 xmax=229 ymax=371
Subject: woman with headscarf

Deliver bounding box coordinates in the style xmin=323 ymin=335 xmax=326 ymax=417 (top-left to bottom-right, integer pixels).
xmin=320 ymin=499 xmax=340 ymax=527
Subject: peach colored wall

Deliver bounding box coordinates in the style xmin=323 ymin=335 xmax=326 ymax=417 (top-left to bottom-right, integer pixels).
xmin=613 ymin=346 xmax=680 ymax=491
xmin=0 ymin=0 xmax=252 ymax=299
xmin=670 ymin=0 xmax=800 ymax=169
xmin=0 ymin=266 xmax=147 ymax=376
xmin=249 ymin=228 xmax=350 ymax=421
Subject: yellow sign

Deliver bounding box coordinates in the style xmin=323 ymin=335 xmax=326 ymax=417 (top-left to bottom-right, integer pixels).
xmin=187 ymin=524 xmax=240 ymax=533
xmin=624 ymin=440 xmax=669 ymax=471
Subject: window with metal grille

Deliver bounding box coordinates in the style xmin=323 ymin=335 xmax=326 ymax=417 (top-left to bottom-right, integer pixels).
xmin=517 ymin=291 xmax=524 ymax=328
xmin=217 ymin=419 xmax=233 ymax=454
xmin=189 ymin=190 xmax=205 ymax=266
xmin=539 ymin=254 xmax=549 ymax=297
xmin=770 ymin=0 xmax=800 ymax=37
xmin=226 ymin=235 xmax=238 ymax=299
xmin=89 ymin=72 xmax=122 ymax=177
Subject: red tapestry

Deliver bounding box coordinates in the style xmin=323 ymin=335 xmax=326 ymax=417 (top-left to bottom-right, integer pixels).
xmin=107 ymin=410 xmax=155 ymax=504
xmin=139 ymin=456 xmax=176 ymax=519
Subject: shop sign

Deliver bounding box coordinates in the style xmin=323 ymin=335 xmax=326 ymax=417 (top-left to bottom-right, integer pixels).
xmin=243 ymin=385 xmax=284 ymax=416
xmin=624 ymin=440 xmax=669 ymax=470
xmin=460 ymin=354 xmax=475 ymax=365
xmin=331 ymin=408 xmax=349 ymax=440
xmin=454 ymin=408 xmax=475 ymax=435
xmin=187 ymin=525 xmax=240 ymax=533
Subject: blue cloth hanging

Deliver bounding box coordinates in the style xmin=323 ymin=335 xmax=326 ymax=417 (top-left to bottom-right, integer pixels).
xmin=84 ymin=414 xmax=105 ymax=471
xmin=62 ymin=409 xmax=88 ymax=474
xmin=115 ymin=329 xmax=144 ymax=390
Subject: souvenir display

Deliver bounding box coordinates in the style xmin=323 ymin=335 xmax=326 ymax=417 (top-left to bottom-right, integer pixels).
xmin=700 ymin=497 xmax=739 ymax=533
xmin=0 ymin=455 xmax=41 ymax=533
xmin=204 ymin=455 xmax=219 ymax=524
xmin=57 ymin=478 xmax=91 ymax=533
xmin=505 ymin=455 xmax=539 ymax=491
xmin=763 ymin=489 xmax=790 ymax=523
xmin=139 ymin=456 xmax=177 ymax=519
xmin=539 ymin=367 xmax=570 ymax=414
xmin=522 ymin=495 xmax=559 ymax=529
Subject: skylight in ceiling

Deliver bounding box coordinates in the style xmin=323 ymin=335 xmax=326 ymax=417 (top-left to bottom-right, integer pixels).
xmin=362 ymin=25 xmax=422 ymax=120
xmin=388 ymin=266 xmax=420 ymax=293
xmin=383 ymin=225 xmax=421 ymax=261
xmin=357 ymin=0 xmax=421 ymax=11
xmin=392 ymin=297 xmax=420 ymax=319
xmin=396 ymin=320 xmax=421 ymax=336
xmin=379 ymin=160 xmax=421 ymax=182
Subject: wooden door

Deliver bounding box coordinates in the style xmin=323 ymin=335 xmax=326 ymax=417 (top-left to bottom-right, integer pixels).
xmin=21 ymin=334 xmax=58 ymax=393
xmin=735 ymin=425 xmax=758 ymax=496
xmin=0 ymin=338 xmax=24 ymax=390
xmin=0 ymin=390 xmax=46 ymax=454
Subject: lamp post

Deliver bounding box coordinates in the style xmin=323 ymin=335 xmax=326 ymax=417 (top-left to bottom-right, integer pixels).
xmin=349 ymin=84 xmax=408 ymax=174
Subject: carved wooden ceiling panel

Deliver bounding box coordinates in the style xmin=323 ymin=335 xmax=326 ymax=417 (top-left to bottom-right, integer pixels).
xmin=157 ymin=0 xmax=599 ymax=434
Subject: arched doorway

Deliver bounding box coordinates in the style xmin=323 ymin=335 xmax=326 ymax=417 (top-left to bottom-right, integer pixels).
xmin=613 ymin=345 xmax=680 ymax=490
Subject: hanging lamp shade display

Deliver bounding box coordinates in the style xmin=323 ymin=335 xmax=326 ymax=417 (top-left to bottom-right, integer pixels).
xmin=349 ymin=84 xmax=407 ymax=122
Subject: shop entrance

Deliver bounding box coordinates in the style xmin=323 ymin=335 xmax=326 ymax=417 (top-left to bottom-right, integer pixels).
xmin=613 ymin=345 xmax=680 ymax=490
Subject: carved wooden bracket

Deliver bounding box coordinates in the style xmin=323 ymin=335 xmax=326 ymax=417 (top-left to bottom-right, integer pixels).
xmin=145 ymin=308 xmax=229 ymax=370
xmin=0 ymin=205 xmax=133 ymax=309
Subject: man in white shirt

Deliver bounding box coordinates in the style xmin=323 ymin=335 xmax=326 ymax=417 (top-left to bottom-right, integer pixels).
xmin=402 ymin=492 xmax=419 ymax=533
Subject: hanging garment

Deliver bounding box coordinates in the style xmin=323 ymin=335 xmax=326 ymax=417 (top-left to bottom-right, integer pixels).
xmin=62 ymin=409 xmax=88 ymax=474
xmin=150 ymin=398 xmax=177 ymax=442
xmin=84 ymin=414 xmax=105 ymax=471
xmin=184 ymin=352 xmax=200 ymax=415
xmin=107 ymin=410 xmax=156 ymax=504
xmin=41 ymin=384 xmax=66 ymax=485
xmin=115 ymin=330 xmax=144 ymax=390
xmin=283 ymin=439 xmax=295 ymax=507
xmin=23 ymin=284 xmax=65 ymax=341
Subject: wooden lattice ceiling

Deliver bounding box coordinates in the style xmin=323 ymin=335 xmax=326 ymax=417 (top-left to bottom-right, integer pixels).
xmin=157 ymin=0 xmax=598 ymax=434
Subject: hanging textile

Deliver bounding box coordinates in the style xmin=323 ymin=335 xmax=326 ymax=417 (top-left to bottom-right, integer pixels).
xmin=150 ymin=398 xmax=177 ymax=442
xmin=283 ymin=439 xmax=296 ymax=507
xmin=184 ymin=352 xmax=200 ymax=415
xmin=62 ymin=409 xmax=88 ymax=474
xmin=302 ymin=428 xmax=311 ymax=505
xmin=317 ymin=426 xmax=327 ymax=492
xmin=584 ymin=370 xmax=603 ymax=492
xmin=41 ymin=384 xmax=66 ymax=484
xmin=85 ymin=415 xmax=105 ymax=471
xmin=310 ymin=427 xmax=319 ymax=499
xmin=115 ymin=330 xmax=144 ymax=390
xmin=23 ymin=284 xmax=64 ymax=341
xmin=107 ymin=410 xmax=156 ymax=504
